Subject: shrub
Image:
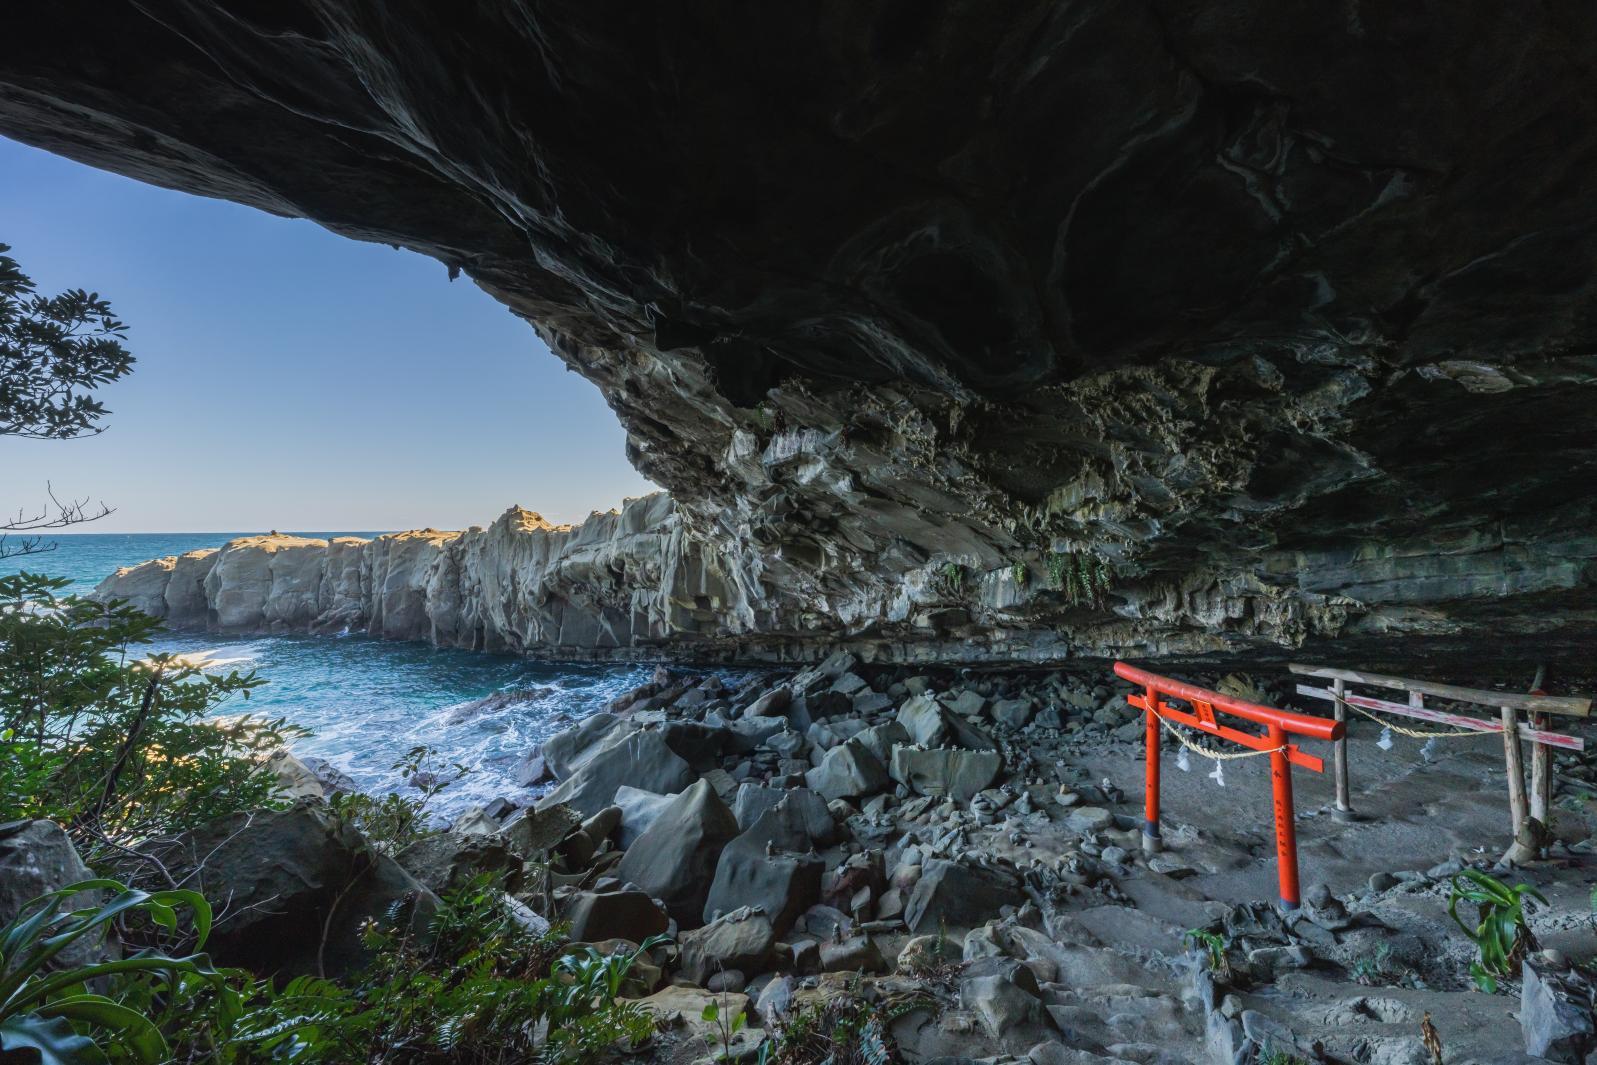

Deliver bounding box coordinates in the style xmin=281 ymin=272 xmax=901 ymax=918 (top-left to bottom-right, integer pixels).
xmin=327 ymin=744 xmax=470 ymax=854
xmin=0 ymin=573 xmax=297 ymax=870
xmin=201 ymin=877 xmax=662 ymax=1064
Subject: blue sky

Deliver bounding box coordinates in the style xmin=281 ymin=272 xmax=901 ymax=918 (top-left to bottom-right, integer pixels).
xmin=0 ymin=137 xmax=657 ymax=532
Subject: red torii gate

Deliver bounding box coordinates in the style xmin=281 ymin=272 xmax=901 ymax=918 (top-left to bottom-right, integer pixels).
xmin=1114 ymin=662 xmax=1344 ymax=910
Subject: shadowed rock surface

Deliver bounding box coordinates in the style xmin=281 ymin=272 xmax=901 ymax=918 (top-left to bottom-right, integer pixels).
xmin=12 ymin=3 xmax=1597 ymax=661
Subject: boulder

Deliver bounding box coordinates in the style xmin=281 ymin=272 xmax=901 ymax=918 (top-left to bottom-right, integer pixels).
xmin=820 ymin=934 xmax=887 ymax=973
xmin=732 ymin=784 xmax=785 ymax=831
xmin=897 ymin=694 xmax=997 ymax=750
xmin=1522 ymin=961 xmax=1597 ymax=1063
xmin=265 ymin=750 xmax=336 ymax=800
xmin=450 ymin=805 xmax=503 ymax=835
xmin=613 ymin=786 xmax=677 ymax=848
xmin=941 ymin=689 xmax=988 ymax=718
xmin=565 ymin=889 xmax=669 ymax=944
xmin=904 ymin=860 xmax=1026 ymax=933
xmin=856 ymin=721 xmax=911 ymax=763
xmin=743 ymin=685 xmax=791 ymax=719
xmin=616 ymin=779 xmax=740 ymax=928
xmin=501 ymin=803 xmax=583 ymax=857
xmin=542 ymin=713 xmax=625 ymax=780
xmin=989 ymin=698 xmax=1036 ymax=729
xmin=805 ymin=738 xmax=891 ymax=801
xmin=396 ymin=830 xmax=521 ymax=893
xmin=0 ymin=820 xmax=107 ymax=969
xmin=678 ymin=906 xmax=778 ymax=984
xmin=705 ymin=842 xmax=823 ymax=935
xmin=161 ymin=801 xmax=437 ymax=977
xmin=537 ymin=728 xmax=695 ymax=816
xmin=889 ymin=746 xmax=1003 ymax=802
xmin=960 ymin=957 xmax=1052 ymax=1044
xmin=514 ymin=750 xmax=553 ymax=787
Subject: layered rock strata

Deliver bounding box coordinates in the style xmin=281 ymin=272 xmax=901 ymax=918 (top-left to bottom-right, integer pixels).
xmin=14 ymin=5 xmax=1596 ymax=659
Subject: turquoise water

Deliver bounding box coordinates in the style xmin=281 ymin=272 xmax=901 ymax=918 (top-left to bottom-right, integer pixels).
xmin=2 ymin=533 xmax=662 ymax=813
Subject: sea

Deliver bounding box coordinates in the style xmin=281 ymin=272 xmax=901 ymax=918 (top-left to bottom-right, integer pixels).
xmin=1 ymin=532 xmax=667 ymax=815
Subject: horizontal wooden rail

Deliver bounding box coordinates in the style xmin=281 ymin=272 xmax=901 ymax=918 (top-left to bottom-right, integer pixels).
xmin=1295 ymin=684 xmax=1585 ymax=751
xmin=1288 ymin=663 xmax=1590 ymax=717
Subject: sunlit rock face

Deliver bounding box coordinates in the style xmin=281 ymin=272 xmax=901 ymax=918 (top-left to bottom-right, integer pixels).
xmin=97 ymin=496 xmax=758 ymax=659
xmin=18 ymin=3 xmax=1597 ymax=661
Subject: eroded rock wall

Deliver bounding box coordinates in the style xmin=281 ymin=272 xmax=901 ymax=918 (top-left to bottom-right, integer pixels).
xmin=16 ymin=4 xmax=1597 ymax=660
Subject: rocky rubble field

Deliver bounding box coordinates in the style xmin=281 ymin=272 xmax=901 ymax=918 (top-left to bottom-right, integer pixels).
xmin=12 ymin=656 xmax=1597 ymax=1065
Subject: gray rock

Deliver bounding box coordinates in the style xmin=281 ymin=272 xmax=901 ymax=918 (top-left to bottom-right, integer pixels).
xmin=396 ymin=830 xmax=520 ymax=893
xmin=897 ymin=693 xmax=997 ymax=751
xmin=853 ymin=690 xmax=895 ymax=715
xmin=705 ymin=843 xmax=823 ymax=934
xmin=960 ymin=956 xmax=1051 ymax=1042
xmin=942 ymin=690 xmax=988 ymax=717
xmin=514 ymin=750 xmax=553 ymax=787
xmin=1067 ymin=806 xmax=1114 ymax=833
xmin=537 ymin=728 xmax=695 ymax=816
xmin=543 ymin=713 xmax=625 ymax=780
xmin=501 ymin=803 xmax=583 ymax=857
xmin=565 ymin=889 xmax=669 ymax=944
xmin=613 ymin=785 xmax=677 ymax=848
xmin=160 ymin=801 xmax=437 ymax=977
xmin=679 ymin=906 xmax=777 ymax=984
xmin=743 ymin=685 xmax=792 ymax=719
xmin=856 ymin=721 xmax=911 ymax=763
xmin=732 ymin=784 xmax=787 ymax=831
xmin=1522 ymin=961 xmax=1596 ymax=1063
xmin=616 ymin=779 xmax=740 ymax=928
xmin=706 ymin=791 xmax=835 ymax=931
xmin=989 ymin=698 xmax=1036 ymax=728
xmin=806 ymin=737 xmax=891 ymax=801
xmin=755 ymin=974 xmax=796 ymax=1027
xmin=889 ymin=746 xmax=1003 ymax=802
xmin=904 ymin=859 xmax=1026 ymax=933
xmin=831 ymin=672 xmax=869 ymax=696
xmin=820 ymin=933 xmax=887 ymax=973
xmin=0 ymin=820 xmax=108 ymax=969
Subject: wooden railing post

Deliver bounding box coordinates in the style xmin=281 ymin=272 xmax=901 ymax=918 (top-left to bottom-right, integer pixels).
xmin=1331 ymin=677 xmax=1352 ymax=820
xmin=1501 ymin=704 xmax=1531 ymax=858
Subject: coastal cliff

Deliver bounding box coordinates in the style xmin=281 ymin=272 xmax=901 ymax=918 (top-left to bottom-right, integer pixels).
xmin=96 ymin=495 xmax=750 ymax=659
xmin=97 ymin=490 xmax=1597 ymax=664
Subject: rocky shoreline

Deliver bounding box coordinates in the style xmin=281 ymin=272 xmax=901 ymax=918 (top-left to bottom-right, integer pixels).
xmin=15 ymin=655 xmax=1575 ymax=1063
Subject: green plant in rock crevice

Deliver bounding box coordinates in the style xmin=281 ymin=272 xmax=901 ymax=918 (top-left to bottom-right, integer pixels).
xmin=1009 ymin=561 xmax=1028 ymax=589
xmin=1448 ymin=868 xmax=1545 ymax=992
xmin=935 ymin=561 xmax=966 ymax=599
xmin=1046 ymin=549 xmax=1114 ymax=606
xmin=1183 ymin=927 xmax=1232 ymax=982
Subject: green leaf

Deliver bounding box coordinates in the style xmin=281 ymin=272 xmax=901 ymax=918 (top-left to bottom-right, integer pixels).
xmin=34 ymin=996 xmax=167 ymax=1063
xmin=702 ymin=1002 xmax=719 ymax=1022
xmin=0 ymin=1013 xmax=109 ymax=1065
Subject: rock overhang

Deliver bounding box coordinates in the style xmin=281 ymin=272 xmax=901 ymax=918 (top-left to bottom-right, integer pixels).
xmin=10 ymin=2 xmax=1596 ymax=658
